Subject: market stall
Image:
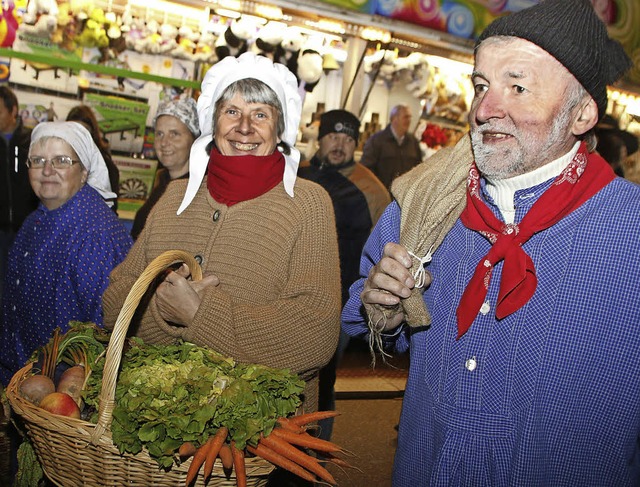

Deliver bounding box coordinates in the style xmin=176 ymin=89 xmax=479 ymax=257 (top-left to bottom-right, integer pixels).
xmin=2 ymin=0 xmax=639 ymax=209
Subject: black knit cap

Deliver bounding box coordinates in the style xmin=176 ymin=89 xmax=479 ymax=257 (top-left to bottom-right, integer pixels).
xmin=476 ymin=0 xmax=632 ymax=119
xmin=319 ymin=109 xmax=361 ymax=143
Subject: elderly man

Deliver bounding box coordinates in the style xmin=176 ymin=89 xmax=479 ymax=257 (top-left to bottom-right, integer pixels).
xmin=298 ymin=109 xmax=390 ymax=440
xmin=342 ymin=0 xmax=640 ymax=485
xmin=360 ymin=104 xmax=422 ymax=190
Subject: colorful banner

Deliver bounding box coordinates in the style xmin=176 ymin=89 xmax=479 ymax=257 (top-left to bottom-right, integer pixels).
xmin=322 ymin=0 xmax=640 ymax=87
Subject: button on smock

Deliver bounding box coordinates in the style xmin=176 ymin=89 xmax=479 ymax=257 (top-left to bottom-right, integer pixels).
xmin=465 ymin=357 xmax=477 ymax=372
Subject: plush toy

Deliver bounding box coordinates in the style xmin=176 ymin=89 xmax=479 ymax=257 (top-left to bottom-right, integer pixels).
xmin=169 ymin=25 xmax=198 ymax=60
xmin=22 ymin=0 xmax=58 ymax=25
xmin=69 ymin=0 xmax=92 ymax=21
xmin=123 ymin=15 xmax=144 ymax=50
xmin=192 ymin=31 xmax=217 ymax=63
xmin=133 ymin=19 xmax=161 ymax=54
xmin=19 ymin=10 xmax=55 ymax=36
xmin=274 ymin=26 xmax=304 ymax=72
xmin=104 ymin=10 xmax=121 ymax=39
xmin=75 ymin=8 xmax=108 ymax=48
xmin=296 ymin=46 xmax=323 ymax=92
xmin=49 ymin=2 xmax=71 ymax=47
xmin=214 ymin=16 xmax=254 ymax=60
xmin=251 ymin=21 xmax=283 ymax=59
xmin=0 ymin=0 xmax=20 ymax=47
xmin=364 ymin=48 xmax=397 ymax=86
xmin=157 ymin=22 xmax=178 ymax=54
xmin=406 ymin=57 xmax=434 ymax=99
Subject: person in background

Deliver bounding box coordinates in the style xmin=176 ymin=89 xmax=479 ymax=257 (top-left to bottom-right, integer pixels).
xmin=66 ymin=105 xmax=119 ymax=211
xmin=342 ymin=0 xmax=640 ymax=485
xmin=0 ymin=87 xmax=38 ymax=328
xmin=360 ymin=103 xmax=422 ymax=190
xmin=0 ymin=121 xmax=132 ymax=386
xmin=130 ymin=97 xmax=199 ymax=240
xmin=102 ymin=53 xmax=340 ymax=436
xmin=298 ymin=109 xmax=390 ymax=441
xmin=596 ymin=130 xmax=627 ymax=177
xmin=595 ymin=114 xmax=639 ymax=177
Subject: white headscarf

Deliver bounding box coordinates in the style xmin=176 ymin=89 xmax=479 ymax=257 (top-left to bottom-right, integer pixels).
xmin=30 ymin=121 xmax=117 ymax=202
xmin=178 ymin=52 xmax=303 ymax=215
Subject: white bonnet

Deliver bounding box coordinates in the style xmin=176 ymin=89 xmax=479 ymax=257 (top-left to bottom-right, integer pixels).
xmin=30 ymin=121 xmax=116 ymax=202
xmin=178 ymin=52 xmax=302 ymax=214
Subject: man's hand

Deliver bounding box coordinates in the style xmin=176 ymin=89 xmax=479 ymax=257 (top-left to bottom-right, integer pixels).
xmin=361 ymin=242 xmax=431 ymax=332
xmin=156 ymin=263 xmax=220 ymax=326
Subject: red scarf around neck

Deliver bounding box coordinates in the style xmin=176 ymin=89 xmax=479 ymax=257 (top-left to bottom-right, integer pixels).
xmin=456 ymin=143 xmax=615 ymax=338
xmin=206 ymin=146 xmax=285 ymax=206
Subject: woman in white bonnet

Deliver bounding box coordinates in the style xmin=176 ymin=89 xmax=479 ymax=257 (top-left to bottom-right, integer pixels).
xmin=0 ymin=121 xmax=133 ymax=386
xmin=103 ymin=54 xmax=341 ymax=428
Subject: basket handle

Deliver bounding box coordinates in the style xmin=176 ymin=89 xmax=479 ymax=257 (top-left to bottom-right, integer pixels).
xmin=90 ymin=250 xmax=203 ymax=444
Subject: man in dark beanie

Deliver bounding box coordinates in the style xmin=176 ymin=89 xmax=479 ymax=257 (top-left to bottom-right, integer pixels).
xmin=342 ymin=0 xmax=640 ymax=485
xmin=298 ymin=109 xmax=389 ymax=441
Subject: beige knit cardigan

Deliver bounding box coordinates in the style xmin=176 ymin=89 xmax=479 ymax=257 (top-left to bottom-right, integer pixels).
xmin=103 ymin=178 xmax=342 ymax=412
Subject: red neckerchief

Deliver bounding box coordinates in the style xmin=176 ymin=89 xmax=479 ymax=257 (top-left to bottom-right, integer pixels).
xmin=206 ymin=146 xmax=284 ymax=206
xmin=456 ymin=143 xmax=615 ymax=338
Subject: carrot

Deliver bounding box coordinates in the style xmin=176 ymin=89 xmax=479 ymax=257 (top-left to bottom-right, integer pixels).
xmin=203 ymin=426 xmax=229 ymax=480
xmin=288 ymin=410 xmax=341 ymax=426
xmin=178 ymin=442 xmax=197 ymax=459
xmin=260 ymin=433 xmax=336 ymax=485
xmin=318 ymin=452 xmax=357 ymax=470
xmin=246 ymin=443 xmax=316 ymax=483
xmin=277 ymin=416 xmax=306 ymax=434
xmin=219 ymin=443 xmax=233 ymax=471
xmin=231 ymin=441 xmax=247 ymax=487
xmin=185 ymin=440 xmax=211 ymax=486
xmin=272 ymin=427 xmax=343 ymax=453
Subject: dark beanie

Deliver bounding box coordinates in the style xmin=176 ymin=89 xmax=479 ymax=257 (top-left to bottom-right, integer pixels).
xmin=476 ymin=0 xmax=631 ymax=119
xmin=319 ymin=110 xmax=361 ymax=143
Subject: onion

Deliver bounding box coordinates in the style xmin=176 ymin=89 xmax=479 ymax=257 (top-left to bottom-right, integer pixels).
xmin=19 ymin=375 xmax=55 ymax=406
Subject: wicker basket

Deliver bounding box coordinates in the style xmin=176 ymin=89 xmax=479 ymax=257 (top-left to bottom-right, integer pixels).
xmin=7 ymin=250 xmax=274 ymax=486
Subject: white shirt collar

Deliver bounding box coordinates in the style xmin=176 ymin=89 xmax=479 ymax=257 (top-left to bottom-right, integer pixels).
xmin=485 ymin=141 xmax=580 ymax=224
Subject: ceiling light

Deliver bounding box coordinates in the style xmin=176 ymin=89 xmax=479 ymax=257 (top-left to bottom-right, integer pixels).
xmin=254 ymin=4 xmax=283 ymax=20
xmin=215 ymin=7 xmax=241 ymax=19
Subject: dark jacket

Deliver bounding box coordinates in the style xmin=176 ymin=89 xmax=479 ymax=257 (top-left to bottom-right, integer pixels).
xmin=360 ymin=125 xmax=422 ymax=190
xmin=130 ymin=169 xmax=188 ymax=240
xmin=0 ymin=119 xmax=37 ymax=233
xmin=298 ymin=157 xmax=390 ymax=304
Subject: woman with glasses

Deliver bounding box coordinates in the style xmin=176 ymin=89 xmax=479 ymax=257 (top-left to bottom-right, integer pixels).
xmin=0 ymin=121 xmax=132 ymax=386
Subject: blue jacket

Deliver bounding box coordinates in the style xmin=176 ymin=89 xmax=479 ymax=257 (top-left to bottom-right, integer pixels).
xmin=0 ymin=185 xmax=132 ymax=385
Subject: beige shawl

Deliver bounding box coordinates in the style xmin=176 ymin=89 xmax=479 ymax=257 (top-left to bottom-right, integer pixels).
xmin=372 ymin=132 xmax=474 ymax=330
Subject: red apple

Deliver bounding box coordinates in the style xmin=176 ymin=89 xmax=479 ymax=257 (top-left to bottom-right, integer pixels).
xmin=39 ymin=392 xmax=81 ymax=419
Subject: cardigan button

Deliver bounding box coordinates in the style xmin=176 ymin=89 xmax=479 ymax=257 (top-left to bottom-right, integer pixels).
xmin=194 ymin=255 xmax=203 ymax=265
xmin=212 ymin=210 xmax=220 ymax=222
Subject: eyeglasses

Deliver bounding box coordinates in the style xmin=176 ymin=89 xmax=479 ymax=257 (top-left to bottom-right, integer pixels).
xmin=26 ymin=155 xmax=80 ymax=169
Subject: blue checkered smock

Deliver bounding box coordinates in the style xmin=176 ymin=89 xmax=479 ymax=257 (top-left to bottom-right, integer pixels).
xmin=342 ymin=175 xmax=640 ymax=486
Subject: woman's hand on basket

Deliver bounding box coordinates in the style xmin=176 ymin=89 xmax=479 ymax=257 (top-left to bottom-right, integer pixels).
xmin=156 ymin=264 xmax=220 ymax=326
